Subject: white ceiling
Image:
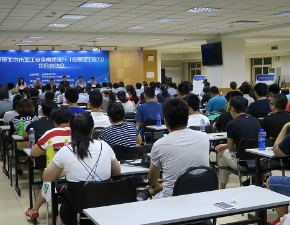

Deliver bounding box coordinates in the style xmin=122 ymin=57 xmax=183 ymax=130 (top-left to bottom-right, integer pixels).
xmin=1 ymin=0 xmax=290 ymax=54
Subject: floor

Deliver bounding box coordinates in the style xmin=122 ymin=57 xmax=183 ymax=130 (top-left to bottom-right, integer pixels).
xmin=0 ymin=152 xmax=289 ymax=225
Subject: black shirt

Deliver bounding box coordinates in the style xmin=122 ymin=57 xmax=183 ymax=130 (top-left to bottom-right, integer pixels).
xmin=26 ymin=117 xmax=55 ymax=142
xmin=59 ymin=81 xmax=70 ymax=87
xmin=30 ymin=98 xmax=43 ymax=116
xmin=215 ymin=112 xmax=233 ymax=132
xmin=260 ymin=111 xmax=290 ymax=139
xmin=225 ymin=91 xmax=234 ymax=102
xmin=201 ymin=93 xmax=211 ymax=104
xmin=246 ymin=98 xmax=271 ymax=118
xmin=227 ymin=114 xmax=261 ymax=151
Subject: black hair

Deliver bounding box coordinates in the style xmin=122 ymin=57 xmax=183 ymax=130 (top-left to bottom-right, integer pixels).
xmin=91 ymin=77 xmax=94 ymax=80
xmin=64 ymin=83 xmax=70 ymax=87
xmin=281 ymin=89 xmax=289 ymax=95
xmin=35 ymin=84 xmax=41 ymax=89
xmin=168 ymin=83 xmax=174 ymax=88
xmin=50 ymin=78 xmax=54 ymax=81
xmin=50 ymin=106 xmax=72 ymax=124
xmin=79 ymin=76 xmax=83 ymax=78
xmin=149 ymin=82 xmax=156 ymax=89
xmin=59 ymin=85 xmax=65 ymax=94
xmin=107 ymin=102 xmax=125 ymax=123
xmin=45 ymin=91 xmax=54 ymax=101
xmin=126 ymin=85 xmax=139 ymax=104
xmin=76 ymin=86 xmax=83 ymax=94
xmin=229 ymin=91 xmax=243 ymax=101
xmin=108 ymin=82 xmax=112 ymax=89
xmin=136 ymin=83 xmax=141 ymax=89
xmin=239 ymin=84 xmax=250 ymax=94
xmin=70 ymin=112 xmax=94 ymax=160
xmin=272 ymin=93 xmax=288 ymax=111
xmin=230 ymin=81 xmax=237 ymax=90
xmin=172 ymin=83 xmax=177 ymax=89
xmin=254 ymin=83 xmax=268 ymax=97
xmin=0 ymin=90 xmax=9 ymax=100
xmin=143 ymin=81 xmax=148 ymax=85
xmin=113 ymin=83 xmax=119 ymax=89
xmin=156 ymin=82 xmax=161 ymax=88
xmin=204 ymin=82 xmax=210 ymax=87
xmin=65 ymin=88 xmax=78 ymax=103
xmin=13 ymin=94 xmax=23 ymax=110
xmin=230 ymin=96 xmax=248 ymax=113
xmin=102 ymin=82 xmax=107 ymax=87
xmin=96 ymin=83 xmax=101 ymax=88
xmin=119 ymin=81 xmax=124 ymax=87
xmin=160 ymin=85 xmax=168 ymax=97
xmin=117 ymin=91 xmax=128 ymax=103
xmin=62 ymin=75 xmax=67 ymax=78
xmin=7 ymin=82 xmax=14 ymax=90
xmin=162 ymin=98 xmax=189 ymax=130
xmin=45 ymin=83 xmax=51 ymax=91
xmin=18 ymin=77 xmax=24 ymax=86
xmin=177 ymin=83 xmax=190 ymax=96
xmin=42 ymin=100 xmax=58 ymax=117
xmin=210 ymin=86 xmax=219 ymax=95
xmin=144 ymin=87 xmax=155 ymax=99
xmin=23 ymin=87 xmax=29 ymax=95
xmin=203 ymin=87 xmax=210 ymax=93
xmin=29 ymin=88 xmax=39 ymax=97
xmin=89 ymin=90 xmax=103 ymax=108
xmin=268 ymin=83 xmax=280 ymax=95
xmin=140 ymin=92 xmax=145 ymax=101
xmin=186 ymin=94 xmax=200 ymax=111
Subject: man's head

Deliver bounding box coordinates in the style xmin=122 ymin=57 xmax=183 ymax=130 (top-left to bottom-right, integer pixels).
xmin=78 ymin=76 xmax=83 ymax=82
xmin=281 ymin=89 xmax=289 ymax=95
xmin=76 ymin=86 xmax=83 ymax=94
xmin=91 ymin=77 xmax=95 ymax=82
xmin=45 ymin=91 xmax=54 ymax=101
xmin=186 ymin=94 xmax=200 ymax=114
xmin=0 ymin=90 xmax=9 ymax=100
xmin=102 ymin=82 xmax=107 ymax=88
xmin=7 ymin=82 xmax=14 ymax=90
xmin=113 ymin=83 xmax=119 ymax=89
xmin=29 ymin=88 xmax=39 ymax=98
xmin=149 ymin=82 xmax=156 ymax=89
xmin=13 ymin=94 xmax=23 ymax=110
xmin=50 ymin=78 xmax=54 ymax=84
xmin=65 ymin=88 xmax=79 ymax=104
xmin=270 ymin=93 xmax=288 ymax=113
xmin=156 ymin=82 xmax=161 ymax=88
xmin=11 ymin=88 xmax=19 ymax=95
xmin=89 ymin=90 xmax=103 ymax=109
xmin=136 ymin=83 xmax=142 ymax=89
xmin=254 ymin=83 xmax=268 ymax=98
xmin=41 ymin=100 xmax=58 ymax=117
xmin=144 ymin=87 xmax=155 ymax=101
xmin=162 ymin=98 xmax=189 ymax=131
xmin=59 ymin=85 xmax=65 ymax=94
xmin=119 ymin=81 xmax=124 ymax=87
xmin=204 ymin=82 xmax=210 ymax=88
xmin=229 ymin=96 xmax=248 ymax=118
xmin=229 ymin=91 xmax=243 ymax=103
xmin=268 ymin=83 xmax=280 ymax=98
xmin=230 ymin=81 xmax=237 ymax=90
xmin=50 ymin=106 xmax=72 ymax=126
xmin=168 ymin=83 xmax=174 ymax=88
xmin=209 ymin=86 xmax=219 ymax=97
xmin=239 ymin=84 xmax=250 ymax=94
xmin=23 ymin=87 xmax=29 ymax=97
xmin=36 ymin=78 xmax=40 ymax=83
xmin=203 ymin=87 xmax=210 ymax=94
xmin=107 ymin=102 xmax=125 ymax=124
xmin=45 ymin=83 xmax=51 ymax=91
xmin=62 ymin=75 xmax=67 ymax=82
xmin=177 ymin=83 xmax=190 ymax=98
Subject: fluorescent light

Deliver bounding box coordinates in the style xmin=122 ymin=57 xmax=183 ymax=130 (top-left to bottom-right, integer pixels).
xmin=153 ymin=38 xmax=169 ymax=40
xmin=122 ymin=45 xmax=132 ymax=46
xmin=80 ymin=2 xmax=113 ymax=8
xmin=61 ymin=15 xmax=87 ymax=19
xmin=193 ymin=45 xmax=201 ymax=47
xmin=27 ymin=36 xmax=45 ymax=39
xmin=230 ymin=21 xmax=256 ymax=24
xmin=246 ymin=43 xmax=255 ymax=44
xmin=187 ymin=7 xmax=218 ymax=13
xmin=94 ymin=37 xmax=111 ymax=39
xmin=47 ymin=24 xmax=70 ymax=27
xmin=172 ymin=52 xmax=180 ymax=53
xmin=199 ymin=28 xmax=219 ymax=30
xmin=154 ymin=18 xmax=178 ymax=22
xmin=135 ymin=42 xmax=149 ymax=43
xmin=16 ymin=44 xmax=30 ymax=45
xmin=266 ymin=40 xmax=281 ymax=42
xmin=21 ymin=40 xmax=36 ymax=42
xmin=82 ymin=41 xmax=94 ymax=43
xmin=272 ymin=12 xmax=290 ymax=16
xmin=128 ymin=26 xmax=149 ymax=29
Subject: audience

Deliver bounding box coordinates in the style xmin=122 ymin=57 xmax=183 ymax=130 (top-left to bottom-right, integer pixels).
xmin=0 ymin=89 xmax=13 ymax=117
xmin=117 ymin=91 xmax=134 ymax=113
xmin=239 ymin=84 xmax=255 ymax=106
xmin=201 ymin=87 xmax=211 ymax=105
xmin=186 ymin=94 xmax=209 ymax=127
xmin=126 ymin=84 xmax=140 ymax=106
xmin=225 ymin=81 xmax=237 ymax=102
xmin=101 ymin=82 xmax=108 ymax=92
xmin=23 ymin=87 xmax=29 ymax=99
xmin=7 ymin=82 xmax=14 ymax=99
xmin=156 ymin=85 xmax=171 ymax=104
xmin=3 ymin=94 xmax=22 ymax=125
xmin=205 ymin=86 xmax=227 ymax=112
xmin=112 ymin=83 xmax=119 ymax=93
xmin=136 ymin=83 xmax=142 ymax=96
xmin=29 ymin=88 xmax=42 ymax=116
xmin=118 ymin=81 xmax=126 ymax=93
xmin=40 ymin=83 xmax=52 ymax=100
xmin=177 ymin=83 xmax=191 ymax=100
xmin=269 ymin=83 xmax=290 ymax=111
xmin=76 ymin=86 xmax=89 ymax=103
xmin=9 ymin=88 xmax=19 ymax=101
xmin=102 ymin=89 xmax=116 ymax=113
xmin=44 ymin=91 xmax=54 ymax=101
xmin=65 ymin=88 xmax=87 ymax=115
xmin=75 ymin=76 xmax=86 ymax=87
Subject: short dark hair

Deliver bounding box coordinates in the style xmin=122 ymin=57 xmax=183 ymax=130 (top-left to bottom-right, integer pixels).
xmin=96 ymin=83 xmax=101 ymax=88
xmin=107 ymin=102 xmax=125 ymax=123
xmin=62 ymin=75 xmax=67 ymax=78
xmin=41 ymin=100 xmax=58 ymax=117
xmin=268 ymin=83 xmax=280 ymax=95
xmin=186 ymin=94 xmax=200 ymax=111
xmin=45 ymin=91 xmax=54 ymax=101
xmin=7 ymin=82 xmax=14 ymax=90
xmin=254 ymin=83 xmax=268 ymax=97
xmin=29 ymin=88 xmax=39 ymax=97
xmin=272 ymin=93 xmax=288 ymax=111
xmin=59 ymin=85 xmax=65 ymax=94
xmin=79 ymin=76 xmax=83 ymax=78
xmin=102 ymin=82 xmax=107 ymax=87
xmin=91 ymin=77 xmax=94 ymax=80
xmin=50 ymin=78 xmax=54 ymax=81
xmin=45 ymin=83 xmax=51 ymax=91
xmin=117 ymin=91 xmax=128 ymax=103
xmin=204 ymin=82 xmax=210 ymax=87
xmin=0 ymin=90 xmax=9 ymax=100
xmin=229 ymin=91 xmax=243 ymax=101
xmin=35 ymin=84 xmax=41 ymax=89
xmin=13 ymin=94 xmax=23 ymax=110
xmin=230 ymin=81 xmax=237 ymax=90
xmin=177 ymin=83 xmax=190 ymax=96
xmin=210 ymin=86 xmax=219 ymax=95
xmin=119 ymin=81 xmax=124 ymax=87
xmin=76 ymin=86 xmax=83 ymax=93
xmin=149 ymin=82 xmax=156 ymax=89
xmin=89 ymin=90 xmax=103 ymax=108
xmin=113 ymin=83 xmax=119 ymax=89
xmin=203 ymin=87 xmax=210 ymax=93
xmin=281 ymin=89 xmax=289 ymax=95
xmin=136 ymin=83 xmax=141 ymax=89
xmin=230 ymin=96 xmax=248 ymax=113
xmin=144 ymin=87 xmax=155 ymax=99
xmin=23 ymin=87 xmax=29 ymax=95
xmin=162 ymin=98 xmax=189 ymax=130
xmin=168 ymin=83 xmax=174 ymax=88
xmin=16 ymin=99 xmax=35 ymax=115
xmin=50 ymin=106 xmax=72 ymax=124
xmin=65 ymin=88 xmax=78 ymax=103
xmin=239 ymin=84 xmax=250 ymax=94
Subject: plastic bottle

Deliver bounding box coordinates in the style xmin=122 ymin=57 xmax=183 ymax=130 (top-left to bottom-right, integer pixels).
xmin=64 ymin=138 xmax=69 ymax=146
xmin=132 ymin=101 xmax=135 ymax=112
xmin=38 ymin=105 xmax=42 ymax=118
xmin=258 ymin=129 xmax=266 ymax=151
xmin=156 ymin=112 xmax=161 ymax=127
xmin=226 ymin=102 xmax=229 ymax=112
xmin=18 ymin=119 xmax=24 ymax=136
xmin=46 ymin=139 xmax=54 ymax=167
xmin=63 ymin=97 xmax=66 ymax=104
xmin=29 ymin=128 xmax=35 ymax=150
xmin=200 ymin=118 xmax=205 ymax=132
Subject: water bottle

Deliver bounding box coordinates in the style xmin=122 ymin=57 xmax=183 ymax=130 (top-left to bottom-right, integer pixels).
xmin=258 ymin=129 xmax=266 ymax=151
xmin=156 ymin=112 xmax=161 ymax=127
xmin=29 ymin=128 xmax=35 ymax=150
xmin=132 ymin=101 xmax=135 ymax=112
xmin=200 ymin=118 xmax=205 ymax=132
xmin=46 ymin=139 xmax=54 ymax=167
xmin=63 ymin=97 xmax=66 ymax=104
xmin=38 ymin=105 xmax=42 ymax=118
xmin=64 ymin=138 xmax=69 ymax=146
xmin=18 ymin=119 xmax=24 ymax=136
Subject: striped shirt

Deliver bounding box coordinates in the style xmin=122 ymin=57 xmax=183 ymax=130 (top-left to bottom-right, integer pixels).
xmin=99 ymin=121 xmax=139 ymax=147
xmin=37 ymin=125 xmax=71 ymax=151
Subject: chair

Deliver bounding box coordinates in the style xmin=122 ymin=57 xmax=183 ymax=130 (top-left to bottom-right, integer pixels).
xmin=76 ymin=177 xmax=136 ymax=225
xmin=124 ymin=112 xmax=136 ymax=120
xmin=188 ymin=126 xmax=213 ymax=133
xmin=112 ymin=145 xmax=152 ymax=160
xmin=92 ymin=127 xmax=104 ymax=140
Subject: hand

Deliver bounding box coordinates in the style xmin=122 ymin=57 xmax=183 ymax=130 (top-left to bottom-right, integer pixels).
xmin=215 ymin=144 xmax=228 ymax=153
xmin=279 ymin=214 xmax=288 ymax=225
xmin=213 ymin=122 xmax=217 ymax=129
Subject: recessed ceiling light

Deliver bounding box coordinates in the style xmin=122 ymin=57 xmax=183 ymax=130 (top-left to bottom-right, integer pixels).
xmin=187 ymin=7 xmax=218 ymax=13
xmin=266 ymin=40 xmax=281 ymax=42
xmin=172 ymin=52 xmax=180 ymax=53
xmin=128 ymin=26 xmax=149 ymax=29
xmin=16 ymin=44 xmax=30 ymax=45
xmin=27 ymin=36 xmax=45 ymax=39
xmin=272 ymin=12 xmax=290 ymax=16
xmin=21 ymin=40 xmax=37 ymax=42
xmin=153 ymin=38 xmax=169 ymax=40
xmin=61 ymin=15 xmax=87 ymax=19
xmin=135 ymin=41 xmax=149 ymax=43
xmin=246 ymin=43 xmax=255 ymax=44
xmin=154 ymin=18 xmax=178 ymax=22
xmin=94 ymin=37 xmax=111 ymax=39
xmin=79 ymin=2 xmax=113 ymax=8
xmin=230 ymin=21 xmax=256 ymax=24
xmin=199 ymin=28 xmax=219 ymax=31
xmin=122 ymin=45 xmax=132 ymax=46
xmin=47 ymin=24 xmax=70 ymax=27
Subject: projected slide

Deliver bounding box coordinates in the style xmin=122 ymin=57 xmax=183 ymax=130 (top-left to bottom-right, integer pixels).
xmin=0 ymin=50 xmax=109 ymax=87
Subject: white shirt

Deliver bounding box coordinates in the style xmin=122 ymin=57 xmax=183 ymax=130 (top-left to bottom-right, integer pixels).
xmin=187 ymin=114 xmax=210 ymax=127
xmin=168 ymin=87 xmax=177 ymax=95
xmin=53 ymin=140 xmax=116 ymax=182
xmin=243 ymin=94 xmax=255 ymax=106
xmin=91 ymin=112 xmax=111 ymax=128
xmin=77 ymin=93 xmax=89 ymax=103
xmin=3 ymin=111 xmax=19 ymax=124
xmin=122 ymin=101 xmax=134 ymax=113
xmin=136 ymin=89 xmax=142 ymax=97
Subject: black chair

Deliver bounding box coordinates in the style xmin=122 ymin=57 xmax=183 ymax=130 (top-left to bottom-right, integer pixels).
xmin=76 ymin=177 xmax=136 ymax=225
xmin=112 ymin=145 xmax=152 ymax=160
xmin=124 ymin=112 xmax=136 ymax=120
xmin=92 ymin=127 xmax=104 ymax=140
xmin=188 ymin=126 xmax=213 ymax=133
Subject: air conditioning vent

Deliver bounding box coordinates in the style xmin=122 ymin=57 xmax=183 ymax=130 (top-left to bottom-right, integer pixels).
xmin=271 ymin=46 xmax=278 ymax=50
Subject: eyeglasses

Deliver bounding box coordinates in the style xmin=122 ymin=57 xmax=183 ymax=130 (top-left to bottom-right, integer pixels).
xmin=269 ymin=102 xmax=274 ymax=105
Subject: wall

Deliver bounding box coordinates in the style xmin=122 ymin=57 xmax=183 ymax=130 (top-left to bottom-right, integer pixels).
xmin=109 ymin=50 xmax=143 ymax=85
xmin=245 ymin=58 xmax=251 ymax=83
xmin=272 ymin=55 xmax=290 ymax=82
xmin=143 ymin=50 xmax=158 ymax=83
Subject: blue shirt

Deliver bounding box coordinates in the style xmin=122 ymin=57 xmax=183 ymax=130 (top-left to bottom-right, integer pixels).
xmin=156 ymin=93 xmax=171 ymax=104
xmin=205 ymin=96 xmax=227 ymax=112
xmin=246 ymin=98 xmax=271 ymax=118
xmin=135 ymin=101 xmax=163 ymax=137
xmin=278 ymin=133 xmax=290 ymax=155
xmin=69 ymin=107 xmax=87 ymax=116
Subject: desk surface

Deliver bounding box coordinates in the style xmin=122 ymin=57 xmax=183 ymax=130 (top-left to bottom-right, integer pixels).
xmin=208 ymin=132 xmax=227 ymax=141
xmin=246 ymin=147 xmax=276 ymax=158
xmin=146 ymin=125 xmax=167 ymax=130
xmin=11 ymin=134 xmax=25 ymax=141
xmin=0 ymin=125 xmax=10 ymax=131
xmin=84 ymin=185 xmax=290 ymax=225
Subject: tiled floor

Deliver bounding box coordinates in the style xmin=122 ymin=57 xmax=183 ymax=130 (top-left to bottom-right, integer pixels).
xmin=0 ymin=152 xmax=289 ymax=224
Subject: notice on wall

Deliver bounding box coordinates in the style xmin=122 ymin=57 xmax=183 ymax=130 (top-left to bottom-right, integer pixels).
xmin=146 ymin=72 xmax=154 ymax=78
xmin=193 ymin=75 xmax=206 ymax=95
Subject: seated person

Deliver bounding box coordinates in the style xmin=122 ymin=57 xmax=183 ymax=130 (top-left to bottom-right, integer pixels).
xmin=177 ymin=83 xmax=190 ymax=100
xmin=156 ymin=85 xmax=171 ymax=104
xmin=76 ymin=86 xmax=89 ymax=103
xmin=269 ymin=83 xmax=290 ymax=111
xmin=246 ymin=83 xmax=271 ymax=118
xmin=112 ymin=83 xmax=119 ymax=93
xmin=65 ymin=88 xmax=87 ymax=115
xmin=0 ymin=89 xmax=13 ymax=117
xmin=136 ymin=83 xmax=142 ymax=97
xmin=239 ymin=84 xmax=255 ymax=106
xmin=117 ymin=91 xmax=134 ymax=113
xmin=205 ymin=86 xmax=227 ymax=113
xmin=126 ymin=84 xmax=140 ymax=107
xmin=39 ymin=83 xmax=51 ymax=100
xmin=99 ymin=102 xmax=142 ymax=147
xmin=29 ymin=88 xmax=42 ymax=116
xmin=3 ymin=94 xmax=22 ymax=125
xmin=186 ymin=94 xmax=209 ymax=127
xmin=42 ymin=113 xmax=120 ymax=225
xmin=44 ymin=91 xmax=54 ymax=101
xmin=9 ymin=88 xmax=19 ymax=101
xmin=225 ymin=81 xmax=237 ymax=102
xmin=201 ymin=87 xmax=211 ymax=105
xmin=261 ymin=94 xmax=290 ymax=140
xmin=167 ymin=82 xmax=177 ymax=95
xmin=216 ymin=96 xmax=260 ymax=189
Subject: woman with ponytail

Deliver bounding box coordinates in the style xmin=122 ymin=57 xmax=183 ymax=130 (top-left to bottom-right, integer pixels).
xmin=43 ymin=112 xmax=120 ymax=225
xmin=156 ymin=84 xmax=171 ymax=104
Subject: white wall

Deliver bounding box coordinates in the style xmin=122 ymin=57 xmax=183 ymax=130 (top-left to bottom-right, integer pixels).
xmin=245 ymin=58 xmax=251 ymax=83
xmin=272 ymin=55 xmax=290 ymax=82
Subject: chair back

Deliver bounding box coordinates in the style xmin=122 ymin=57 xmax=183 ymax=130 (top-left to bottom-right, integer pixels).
xmin=188 ymin=126 xmax=212 ymax=133
xmin=124 ymin=112 xmax=136 ymax=120
xmin=112 ymin=145 xmax=152 ymax=160
xmin=92 ymin=127 xmax=104 ymax=140
xmin=173 ymin=166 xmax=218 ymax=196
xmin=77 ymin=103 xmax=87 ymax=109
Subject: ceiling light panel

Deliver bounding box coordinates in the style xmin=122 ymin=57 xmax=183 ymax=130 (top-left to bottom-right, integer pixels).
xmin=27 ymin=36 xmax=45 ymax=39
xmin=135 ymin=41 xmax=149 ymax=43
xmin=187 ymin=7 xmax=218 ymax=13
xmin=128 ymin=26 xmax=150 ymax=29
xmin=153 ymin=38 xmax=169 ymax=40
xmin=266 ymin=40 xmax=281 ymax=42
xmin=230 ymin=21 xmax=256 ymax=24
xmin=61 ymin=15 xmax=88 ymax=19
xmin=199 ymin=28 xmax=219 ymax=30
xmin=21 ymin=40 xmax=36 ymax=42
xmin=154 ymin=18 xmax=178 ymax=22
xmin=272 ymin=12 xmax=290 ymax=16
xmin=16 ymin=44 xmax=30 ymax=45
xmin=79 ymin=2 xmax=113 ymax=8
xmin=94 ymin=37 xmax=111 ymax=39
xmin=47 ymin=24 xmax=71 ymax=27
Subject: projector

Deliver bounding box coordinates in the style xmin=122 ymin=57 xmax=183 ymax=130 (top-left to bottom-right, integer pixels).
xmin=92 ymin=47 xmax=100 ymax=51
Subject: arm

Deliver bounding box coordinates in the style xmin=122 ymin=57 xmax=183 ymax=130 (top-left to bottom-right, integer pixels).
xmin=227 ymin=138 xmax=235 ymax=151
xmin=148 ymin=163 xmax=161 ymax=188
xmin=42 ymin=162 xmax=63 ymax=182
xmin=22 ymin=130 xmax=28 ymax=139
xmin=274 ymin=122 xmax=290 ymax=149
xmin=136 ymin=121 xmax=142 ymax=128
xmin=111 ymin=158 xmax=121 ymax=176
xmin=273 ymin=123 xmax=290 ymax=156
xmin=136 ymin=133 xmax=142 ymax=144
xmin=30 ymin=144 xmax=45 ymax=157
xmin=206 ymin=110 xmax=211 ymax=113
